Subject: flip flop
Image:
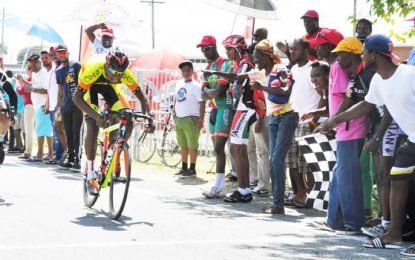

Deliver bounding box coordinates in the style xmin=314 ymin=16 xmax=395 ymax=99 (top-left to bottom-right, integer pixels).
xmin=401 ymin=245 xmax=415 ymax=256
xmin=293 ymin=199 xmax=309 ymax=208
xmin=363 ymin=238 xmax=403 ymax=249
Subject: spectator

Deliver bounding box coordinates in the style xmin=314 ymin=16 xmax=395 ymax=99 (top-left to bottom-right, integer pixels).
xmin=85 ymin=23 xmax=114 ymax=54
xmin=26 ymin=53 xmax=54 ymax=162
xmin=174 ymin=61 xmax=205 ymax=178
xmin=249 ymin=40 xmax=297 ymax=214
xmin=55 ymin=44 xmax=83 ymax=172
xmin=16 ymin=68 xmax=34 ymax=160
xmin=285 ymin=38 xmax=321 ymax=207
xmin=356 ymin=18 xmax=372 ymax=43
xmin=5 ymin=70 xmax=25 ymax=153
xmin=197 ymin=35 xmax=233 ymax=199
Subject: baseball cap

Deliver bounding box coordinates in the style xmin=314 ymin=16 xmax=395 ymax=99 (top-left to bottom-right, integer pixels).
xmin=197 ymin=35 xmax=216 ymax=48
xmin=40 ymin=47 xmax=51 ymax=55
xmin=364 ymin=34 xmax=400 ymax=60
xmin=27 ymin=53 xmax=40 ymax=61
xmin=102 ymin=28 xmax=114 ymax=37
xmin=178 ymin=60 xmax=193 ymax=70
xmin=301 ymin=10 xmax=319 ymax=19
xmin=314 ymin=28 xmax=344 ymax=47
xmin=55 ymin=43 xmax=68 ymax=52
xmin=331 ymin=37 xmax=363 ymax=55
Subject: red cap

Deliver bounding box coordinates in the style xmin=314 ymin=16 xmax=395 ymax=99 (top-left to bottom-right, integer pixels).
xmin=313 ymin=28 xmax=344 ymax=47
xmin=197 ymin=35 xmax=216 ymax=48
xmin=301 ymin=10 xmax=319 ymax=19
xmin=102 ymin=28 xmax=114 ymax=37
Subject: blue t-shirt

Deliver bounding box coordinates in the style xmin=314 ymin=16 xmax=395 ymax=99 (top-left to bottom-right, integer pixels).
xmin=407 ymin=48 xmax=415 ymax=66
xmin=56 ymin=61 xmax=81 ymax=109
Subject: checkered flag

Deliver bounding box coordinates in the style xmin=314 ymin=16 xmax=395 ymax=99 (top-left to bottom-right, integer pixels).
xmin=296 ymin=132 xmax=337 ymax=210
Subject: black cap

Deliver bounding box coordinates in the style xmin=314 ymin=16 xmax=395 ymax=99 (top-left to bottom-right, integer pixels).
xmin=55 ymin=43 xmax=68 ymax=52
xmin=27 ymin=53 xmax=40 ymax=61
xmin=178 ymin=60 xmax=193 ymax=69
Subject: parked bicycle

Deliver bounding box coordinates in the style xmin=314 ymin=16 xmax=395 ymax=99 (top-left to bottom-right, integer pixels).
xmin=83 ymin=109 xmax=153 ymax=220
xmin=132 ymin=108 xmax=181 ymax=168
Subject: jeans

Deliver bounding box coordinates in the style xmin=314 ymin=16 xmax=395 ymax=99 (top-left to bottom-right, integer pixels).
xmin=62 ymin=107 xmax=83 ymax=163
xmin=327 ymin=138 xmax=365 ymax=230
xmin=268 ymin=112 xmax=298 ymax=208
xmin=49 ymin=110 xmax=64 ymax=161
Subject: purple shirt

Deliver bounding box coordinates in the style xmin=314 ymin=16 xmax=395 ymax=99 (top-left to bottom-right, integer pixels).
xmin=329 ymin=61 xmax=368 ymax=141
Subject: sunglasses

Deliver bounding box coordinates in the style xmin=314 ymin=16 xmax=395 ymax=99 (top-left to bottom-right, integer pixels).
xmin=201 ymin=45 xmax=215 ymax=52
xmin=107 ymin=67 xmax=124 ymax=75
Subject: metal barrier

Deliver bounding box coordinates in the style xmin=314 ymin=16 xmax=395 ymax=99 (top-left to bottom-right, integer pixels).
xmin=129 ymin=69 xmax=215 ymax=158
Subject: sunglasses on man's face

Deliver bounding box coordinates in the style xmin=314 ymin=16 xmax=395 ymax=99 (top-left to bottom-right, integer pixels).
xmin=201 ymin=45 xmax=215 ymax=52
xmin=107 ymin=67 xmax=124 ymax=75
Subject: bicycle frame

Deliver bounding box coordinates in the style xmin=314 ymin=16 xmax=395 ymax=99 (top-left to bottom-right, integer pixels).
xmin=98 ymin=116 xmax=130 ymax=189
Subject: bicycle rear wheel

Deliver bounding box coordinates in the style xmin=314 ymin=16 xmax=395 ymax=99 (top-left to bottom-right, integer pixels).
xmin=160 ymin=128 xmax=181 ymax=168
xmin=109 ymin=143 xmax=131 ymax=220
xmin=132 ymin=123 xmax=156 ymax=163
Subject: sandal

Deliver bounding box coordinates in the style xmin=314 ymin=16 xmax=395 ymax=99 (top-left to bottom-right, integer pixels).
xmin=293 ymin=199 xmax=309 ymax=208
xmin=18 ymin=153 xmax=31 ymax=159
xmin=262 ymin=206 xmax=285 ymax=215
xmin=27 ymin=156 xmax=42 ymax=162
xmin=363 ymin=238 xmax=403 ymax=249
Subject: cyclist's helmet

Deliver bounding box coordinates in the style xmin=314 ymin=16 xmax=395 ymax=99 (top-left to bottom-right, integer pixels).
xmin=222 ymin=35 xmax=247 ymax=50
xmin=106 ymin=51 xmax=129 ymax=72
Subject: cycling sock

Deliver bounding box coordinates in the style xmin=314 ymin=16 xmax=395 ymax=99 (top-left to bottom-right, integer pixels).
xmin=182 ymin=162 xmax=188 ymax=170
xmin=214 ymin=173 xmax=225 ymax=190
xmin=190 ymin=163 xmax=196 ymax=171
xmin=86 ymin=160 xmax=96 ymax=180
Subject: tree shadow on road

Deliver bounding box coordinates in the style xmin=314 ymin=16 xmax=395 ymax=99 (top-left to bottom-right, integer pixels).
xmin=232 ymin=235 xmax=396 ymax=260
xmin=71 ymin=209 xmax=154 ymax=231
xmin=158 ymin=195 xmax=325 ymax=223
xmin=0 ymin=196 xmax=13 ymax=207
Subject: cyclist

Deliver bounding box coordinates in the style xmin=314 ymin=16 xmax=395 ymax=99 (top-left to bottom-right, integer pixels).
xmin=0 ymin=69 xmax=18 ymax=163
xmin=73 ymin=51 xmax=152 ymax=194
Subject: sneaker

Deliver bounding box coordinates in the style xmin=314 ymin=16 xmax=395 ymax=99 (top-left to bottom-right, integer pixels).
xmin=311 ymin=221 xmax=335 ymax=232
xmin=224 ymin=190 xmax=253 ymax=203
xmin=70 ymin=162 xmax=81 ymax=172
xmin=252 ymin=187 xmax=269 ymax=196
xmin=202 ymin=187 xmax=226 ymax=199
xmin=361 ymin=223 xmax=390 ymax=238
xmin=87 ymin=179 xmax=100 ymax=195
xmin=58 ymin=159 xmax=73 ymax=170
xmin=335 ymin=227 xmax=362 ymax=235
xmin=249 ymin=180 xmax=259 ymax=187
xmin=179 ymin=169 xmax=196 ymax=179
xmin=175 ymin=169 xmax=187 ymax=176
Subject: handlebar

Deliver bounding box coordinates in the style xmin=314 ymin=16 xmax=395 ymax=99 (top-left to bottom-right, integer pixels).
xmin=103 ymin=109 xmax=153 ymax=121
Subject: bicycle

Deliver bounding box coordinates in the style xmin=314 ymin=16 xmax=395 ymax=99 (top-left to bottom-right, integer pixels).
xmin=132 ymin=108 xmax=181 ymax=168
xmin=83 ymin=109 xmax=153 ymax=220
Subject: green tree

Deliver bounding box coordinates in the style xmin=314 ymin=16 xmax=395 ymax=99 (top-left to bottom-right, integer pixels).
xmin=368 ymin=0 xmax=415 ymax=42
xmin=16 ymin=46 xmax=42 ymax=65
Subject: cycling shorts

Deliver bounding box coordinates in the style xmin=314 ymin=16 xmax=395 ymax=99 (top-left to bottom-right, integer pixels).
xmin=84 ymin=84 xmax=130 ymax=113
xmin=208 ymin=106 xmax=234 ymax=138
xmin=230 ymin=102 xmax=256 ymax=145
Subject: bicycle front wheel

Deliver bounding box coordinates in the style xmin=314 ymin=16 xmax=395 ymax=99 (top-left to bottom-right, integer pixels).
xmin=83 ymin=174 xmax=99 ymax=208
xmin=160 ymin=128 xmax=181 ymax=168
xmin=109 ymin=143 xmax=131 ymax=220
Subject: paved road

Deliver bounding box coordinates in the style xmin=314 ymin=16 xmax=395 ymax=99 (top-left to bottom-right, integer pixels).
xmin=0 ymin=154 xmax=409 ymax=259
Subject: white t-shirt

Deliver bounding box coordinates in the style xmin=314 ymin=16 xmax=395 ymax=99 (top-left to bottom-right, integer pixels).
xmin=174 ymin=80 xmax=202 ymax=118
xmin=93 ymin=38 xmax=114 ymax=54
xmin=46 ymin=65 xmax=58 ymax=111
xmin=31 ymin=68 xmax=49 ymax=110
xmin=365 ymin=64 xmax=415 ymax=142
xmin=289 ymin=61 xmax=320 ymax=118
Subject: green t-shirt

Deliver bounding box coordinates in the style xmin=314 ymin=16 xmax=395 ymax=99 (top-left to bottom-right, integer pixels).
xmin=203 ymin=57 xmax=232 ymax=108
